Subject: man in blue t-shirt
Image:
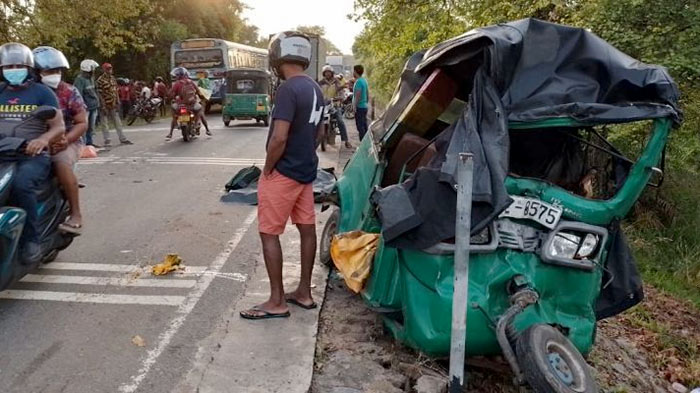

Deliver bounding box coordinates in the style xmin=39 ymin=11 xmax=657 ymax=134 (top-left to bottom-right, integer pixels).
xmin=240 ymin=32 xmax=323 ymax=320
xmin=0 ymin=43 xmax=65 ymax=263
xmin=353 ymin=64 xmax=370 ymax=140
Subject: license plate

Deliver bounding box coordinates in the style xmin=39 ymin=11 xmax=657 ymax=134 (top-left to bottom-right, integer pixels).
xmin=499 ymin=196 xmax=562 ymax=229
xmin=178 ymin=115 xmax=190 ymax=122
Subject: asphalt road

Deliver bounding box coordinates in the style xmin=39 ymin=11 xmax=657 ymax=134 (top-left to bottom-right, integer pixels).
xmin=0 ymin=114 xmax=281 ymax=393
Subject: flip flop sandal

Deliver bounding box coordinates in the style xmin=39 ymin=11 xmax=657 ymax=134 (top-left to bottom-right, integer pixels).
xmin=59 ymin=222 xmax=82 ymax=235
xmin=165 ymin=135 xmax=172 ymax=140
xmin=239 ymin=307 xmax=290 ymax=320
xmin=286 ymin=298 xmax=317 ymax=310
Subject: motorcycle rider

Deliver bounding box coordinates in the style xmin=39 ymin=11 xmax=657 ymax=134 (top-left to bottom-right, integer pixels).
xmin=318 ymin=65 xmax=352 ymax=149
xmin=166 ymin=66 xmax=211 ymax=140
xmin=73 ymin=59 xmax=100 ymax=147
xmin=32 ymin=46 xmax=87 ymax=234
xmin=0 ymin=43 xmax=65 ymax=263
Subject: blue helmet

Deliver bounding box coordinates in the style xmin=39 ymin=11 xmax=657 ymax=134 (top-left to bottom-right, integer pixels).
xmin=32 ymin=46 xmax=69 ymax=71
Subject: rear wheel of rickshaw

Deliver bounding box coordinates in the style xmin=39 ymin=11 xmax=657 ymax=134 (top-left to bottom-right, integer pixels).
xmin=516 ymin=324 xmax=598 ymax=393
xmin=320 ymin=208 xmax=339 ymax=267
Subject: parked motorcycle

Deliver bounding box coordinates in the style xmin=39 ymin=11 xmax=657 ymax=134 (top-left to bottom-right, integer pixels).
xmin=318 ymin=99 xmax=342 ymax=152
xmin=177 ymin=105 xmax=200 ymax=142
xmin=126 ymin=97 xmax=162 ymax=125
xmin=0 ymin=107 xmax=78 ymax=291
xmin=342 ymin=90 xmax=355 ymax=119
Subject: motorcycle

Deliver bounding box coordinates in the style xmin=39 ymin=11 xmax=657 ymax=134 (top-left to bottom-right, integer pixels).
xmin=177 ymin=105 xmax=200 ymax=142
xmin=0 ymin=107 xmax=77 ymax=291
xmin=342 ymin=90 xmax=355 ymax=120
xmin=126 ymin=97 xmax=162 ymax=125
xmin=318 ymin=99 xmax=342 ymax=152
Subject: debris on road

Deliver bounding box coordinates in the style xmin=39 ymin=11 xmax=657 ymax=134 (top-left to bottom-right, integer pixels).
xmin=151 ymin=254 xmax=183 ymax=276
xmin=131 ymin=335 xmax=146 ymax=347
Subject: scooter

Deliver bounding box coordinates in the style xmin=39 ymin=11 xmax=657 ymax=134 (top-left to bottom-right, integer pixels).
xmin=177 ymin=105 xmax=200 ymax=142
xmin=0 ymin=107 xmax=77 ymax=291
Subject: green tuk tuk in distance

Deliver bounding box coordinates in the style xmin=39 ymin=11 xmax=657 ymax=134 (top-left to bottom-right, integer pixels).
xmin=320 ymin=18 xmax=681 ymax=393
xmin=221 ymin=69 xmax=272 ymax=127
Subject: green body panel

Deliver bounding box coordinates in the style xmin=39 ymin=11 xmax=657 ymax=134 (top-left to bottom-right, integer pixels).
xmin=222 ymin=93 xmax=269 ymax=118
xmin=334 ymin=117 xmax=670 ymax=357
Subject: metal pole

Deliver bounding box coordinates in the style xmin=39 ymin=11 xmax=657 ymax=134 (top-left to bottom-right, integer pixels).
xmin=449 ymin=153 xmax=474 ymax=393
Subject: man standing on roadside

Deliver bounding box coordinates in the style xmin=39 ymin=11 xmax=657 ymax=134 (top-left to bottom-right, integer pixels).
xmin=74 ymin=59 xmax=100 ymax=147
xmin=240 ymin=31 xmax=323 ymax=320
xmin=96 ymin=63 xmax=132 ymax=147
xmin=353 ymin=64 xmax=369 ymax=140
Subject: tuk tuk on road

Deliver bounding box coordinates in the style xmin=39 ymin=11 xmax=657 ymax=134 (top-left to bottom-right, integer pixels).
xmin=221 ymin=69 xmax=271 ymax=127
xmin=323 ymin=18 xmax=681 ymax=393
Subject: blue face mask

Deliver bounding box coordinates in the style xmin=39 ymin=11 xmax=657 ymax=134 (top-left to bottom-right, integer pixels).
xmin=3 ymin=68 xmax=28 ymax=86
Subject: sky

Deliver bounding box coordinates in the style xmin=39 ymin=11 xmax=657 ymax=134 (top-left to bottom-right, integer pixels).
xmin=241 ymin=0 xmax=365 ymax=55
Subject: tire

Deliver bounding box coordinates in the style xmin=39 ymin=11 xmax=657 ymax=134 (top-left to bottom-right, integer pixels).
xmin=126 ymin=112 xmax=138 ymax=126
xmin=320 ymin=208 xmax=339 ymax=267
xmin=516 ymin=324 xmax=599 ymax=393
xmin=181 ymin=125 xmax=190 ymax=142
xmin=144 ymin=111 xmax=155 ymax=123
xmin=344 ymin=105 xmax=355 ymax=119
xmin=263 ymin=115 xmax=269 ymax=127
xmin=42 ymin=249 xmax=59 ymax=264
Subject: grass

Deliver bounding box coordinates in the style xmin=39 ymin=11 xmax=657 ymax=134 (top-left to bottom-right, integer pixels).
xmin=623 ymin=173 xmax=700 ymax=310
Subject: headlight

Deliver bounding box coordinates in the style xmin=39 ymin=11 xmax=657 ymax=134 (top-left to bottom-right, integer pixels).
xmin=551 ymin=233 xmax=581 ymax=259
xmin=541 ymin=221 xmax=608 ymax=271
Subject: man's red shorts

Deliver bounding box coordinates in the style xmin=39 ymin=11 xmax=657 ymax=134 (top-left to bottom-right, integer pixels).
xmin=258 ymin=170 xmax=316 ymax=235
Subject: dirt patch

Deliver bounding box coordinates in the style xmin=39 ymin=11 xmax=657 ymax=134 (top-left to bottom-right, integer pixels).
xmin=311 ymin=277 xmax=698 ymax=393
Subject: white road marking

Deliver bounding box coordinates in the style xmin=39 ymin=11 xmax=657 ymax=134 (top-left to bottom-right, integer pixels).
xmin=20 ymin=274 xmax=197 ymax=288
xmin=119 ymin=209 xmax=257 ymax=393
xmin=40 ymin=263 xmax=208 ymax=274
xmin=0 ymin=290 xmax=185 ymax=306
xmin=78 ymin=156 xmax=262 ymax=167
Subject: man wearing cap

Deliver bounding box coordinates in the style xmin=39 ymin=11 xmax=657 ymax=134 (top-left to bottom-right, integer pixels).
xmin=0 ymin=43 xmax=66 ymax=263
xmin=96 ymin=62 xmax=132 ymax=147
xmin=239 ymin=32 xmax=324 ymax=320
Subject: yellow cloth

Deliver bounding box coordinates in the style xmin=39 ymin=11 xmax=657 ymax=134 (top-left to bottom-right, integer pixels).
xmin=330 ymin=231 xmax=380 ymax=293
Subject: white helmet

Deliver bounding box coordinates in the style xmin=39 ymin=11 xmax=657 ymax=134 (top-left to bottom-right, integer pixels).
xmin=322 ymin=65 xmax=334 ymax=76
xmin=80 ymin=59 xmax=99 ymax=72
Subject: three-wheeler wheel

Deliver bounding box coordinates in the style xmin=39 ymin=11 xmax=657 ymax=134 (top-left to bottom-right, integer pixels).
xmin=516 ymin=324 xmax=599 ymax=393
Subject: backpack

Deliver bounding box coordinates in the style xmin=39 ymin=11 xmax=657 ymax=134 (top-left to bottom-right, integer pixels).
xmin=180 ymin=80 xmax=198 ymax=105
xmin=225 ymin=166 xmax=261 ymax=191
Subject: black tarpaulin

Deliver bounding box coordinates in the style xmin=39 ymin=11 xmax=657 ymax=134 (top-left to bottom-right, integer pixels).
xmin=376 ymin=18 xmax=681 ymax=251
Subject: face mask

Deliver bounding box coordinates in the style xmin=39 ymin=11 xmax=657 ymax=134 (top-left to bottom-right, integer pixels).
xmin=41 ymin=73 xmax=62 ymax=89
xmin=2 ymin=68 xmax=28 ymax=86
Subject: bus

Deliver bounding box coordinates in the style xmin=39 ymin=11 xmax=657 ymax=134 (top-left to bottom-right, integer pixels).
xmin=171 ymin=38 xmax=268 ymax=110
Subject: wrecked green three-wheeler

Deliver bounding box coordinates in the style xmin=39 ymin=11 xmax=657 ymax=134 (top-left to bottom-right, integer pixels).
xmin=323 ymin=19 xmax=681 ymax=393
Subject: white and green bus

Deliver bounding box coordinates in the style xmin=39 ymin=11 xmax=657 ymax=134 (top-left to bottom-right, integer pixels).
xmin=171 ymin=38 xmax=268 ymax=109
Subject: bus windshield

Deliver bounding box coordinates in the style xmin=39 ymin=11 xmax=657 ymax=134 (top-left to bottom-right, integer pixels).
xmin=174 ymin=49 xmax=224 ymax=69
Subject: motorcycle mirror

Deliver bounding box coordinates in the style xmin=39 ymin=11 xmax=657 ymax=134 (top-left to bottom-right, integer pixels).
xmin=32 ymin=106 xmax=58 ymax=121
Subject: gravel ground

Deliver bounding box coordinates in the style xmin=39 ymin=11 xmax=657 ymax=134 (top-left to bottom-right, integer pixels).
xmin=311 ymin=275 xmax=699 ymax=393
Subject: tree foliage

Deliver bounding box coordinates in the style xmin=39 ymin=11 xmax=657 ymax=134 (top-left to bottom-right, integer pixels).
xmin=1 ymin=0 xmax=265 ymax=81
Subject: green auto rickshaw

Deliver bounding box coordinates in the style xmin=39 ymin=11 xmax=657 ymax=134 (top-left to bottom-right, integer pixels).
xmin=322 ymin=19 xmax=681 ymax=393
xmin=221 ymin=69 xmax=271 ymax=127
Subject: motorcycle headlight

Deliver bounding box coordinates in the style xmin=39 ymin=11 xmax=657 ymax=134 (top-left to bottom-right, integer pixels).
xmin=541 ymin=221 xmax=608 ymax=271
